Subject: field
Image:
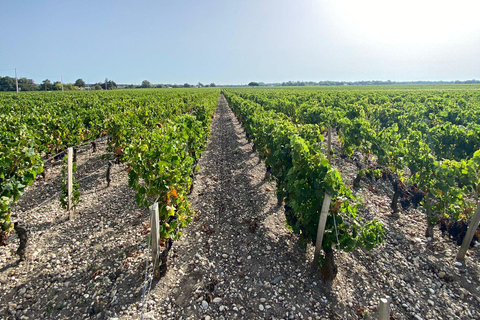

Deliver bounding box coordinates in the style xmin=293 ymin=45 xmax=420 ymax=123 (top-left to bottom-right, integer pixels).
xmin=1 ymin=86 xmax=480 ymax=320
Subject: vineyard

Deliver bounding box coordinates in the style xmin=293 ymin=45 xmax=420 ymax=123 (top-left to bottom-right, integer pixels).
xmin=224 ymin=86 xmax=480 ymax=248
xmin=1 ymin=89 xmax=218 ymax=247
xmin=1 ymin=86 xmax=480 ymax=319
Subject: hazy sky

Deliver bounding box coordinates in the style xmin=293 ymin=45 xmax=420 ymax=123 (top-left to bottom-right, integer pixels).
xmin=1 ymin=0 xmax=479 ymax=84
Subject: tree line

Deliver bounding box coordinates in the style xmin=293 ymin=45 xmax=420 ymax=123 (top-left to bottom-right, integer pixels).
xmin=259 ymin=80 xmax=480 ymax=87
xmin=0 ymin=76 xmax=217 ymax=92
xmin=133 ymin=80 xmax=216 ymax=89
xmin=0 ymin=76 xmax=117 ymax=91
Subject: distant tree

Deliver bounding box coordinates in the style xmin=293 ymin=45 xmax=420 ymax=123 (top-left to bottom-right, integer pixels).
xmin=93 ymin=83 xmax=102 ymax=90
xmin=248 ymin=82 xmax=259 ymax=87
xmin=0 ymin=76 xmax=16 ymax=91
xmin=198 ymin=82 xmax=204 ymax=87
xmin=210 ymin=83 xmax=216 ymax=87
xmin=105 ymin=80 xmax=117 ymax=90
xmin=141 ymin=80 xmax=153 ymax=88
xmin=74 ymin=78 xmax=85 ymax=87
xmin=41 ymin=79 xmax=53 ymax=91
xmin=52 ymin=81 xmax=63 ymax=91
xmin=17 ymin=77 xmax=37 ymax=91
xmin=183 ymin=83 xmax=191 ymax=88
xmin=64 ymin=83 xmax=75 ymax=90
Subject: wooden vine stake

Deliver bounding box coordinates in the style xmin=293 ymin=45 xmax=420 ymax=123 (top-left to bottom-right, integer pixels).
xmin=378 ymin=296 xmax=391 ymax=320
xmin=313 ymin=127 xmax=333 ymax=265
xmin=314 ymin=192 xmax=332 ymax=265
xmin=150 ymin=202 xmax=160 ymax=274
xmin=67 ymin=147 xmax=74 ymax=220
xmin=327 ymin=126 xmax=332 ymax=163
xmin=457 ymin=201 xmax=480 ymax=260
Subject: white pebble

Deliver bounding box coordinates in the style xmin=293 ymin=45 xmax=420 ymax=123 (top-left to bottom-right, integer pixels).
xmin=201 ymin=300 xmax=208 ymax=310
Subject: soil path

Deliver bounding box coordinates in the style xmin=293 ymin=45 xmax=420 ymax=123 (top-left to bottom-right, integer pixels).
xmin=148 ymin=94 xmax=334 ymax=319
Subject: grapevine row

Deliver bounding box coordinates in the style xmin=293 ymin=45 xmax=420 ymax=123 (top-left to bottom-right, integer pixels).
xmin=223 ymin=91 xmax=384 ymax=280
xmin=1 ymin=89 xmax=218 ymax=271
xmin=225 ymin=88 xmax=480 ymax=250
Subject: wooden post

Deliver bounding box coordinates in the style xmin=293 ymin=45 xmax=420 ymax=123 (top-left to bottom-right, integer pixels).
xmin=67 ymin=147 xmax=73 ymax=219
xmin=457 ymin=202 xmax=480 ymax=260
xmin=314 ymin=192 xmax=332 ymax=264
xmin=327 ymin=126 xmax=332 ymax=163
xmin=150 ymin=202 xmax=160 ymax=272
xmin=378 ymin=296 xmax=391 ymax=320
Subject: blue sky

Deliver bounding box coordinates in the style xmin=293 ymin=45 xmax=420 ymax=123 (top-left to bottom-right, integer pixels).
xmin=1 ymin=0 xmax=479 ymax=85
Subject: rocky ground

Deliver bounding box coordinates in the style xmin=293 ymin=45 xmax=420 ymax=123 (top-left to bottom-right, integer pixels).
xmin=1 ymin=95 xmax=479 ymax=320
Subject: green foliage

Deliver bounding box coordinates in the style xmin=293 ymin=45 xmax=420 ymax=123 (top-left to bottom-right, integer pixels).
xmin=227 ymin=87 xmax=480 ymax=234
xmin=0 ymin=76 xmax=17 ymax=92
xmin=0 ymin=88 xmax=219 ymax=246
xmin=107 ymin=90 xmax=217 ymax=242
xmin=141 ymin=80 xmax=153 ymax=88
xmin=224 ymin=91 xmax=385 ymax=263
xmin=41 ymin=79 xmax=53 ymax=91
xmin=74 ymin=79 xmax=86 ymax=88
xmin=18 ymin=77 xmax=38 ymax=91
xmin=0 ymin=122 xmax=43 ymax=242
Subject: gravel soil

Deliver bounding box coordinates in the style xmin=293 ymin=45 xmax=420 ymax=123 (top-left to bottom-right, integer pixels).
xmin=1 ymin=94 xmax=480 ymax=320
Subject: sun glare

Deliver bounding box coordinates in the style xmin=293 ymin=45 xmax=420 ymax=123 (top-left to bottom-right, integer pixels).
xmin=330 ymin=0 xmax=480 ymax=45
